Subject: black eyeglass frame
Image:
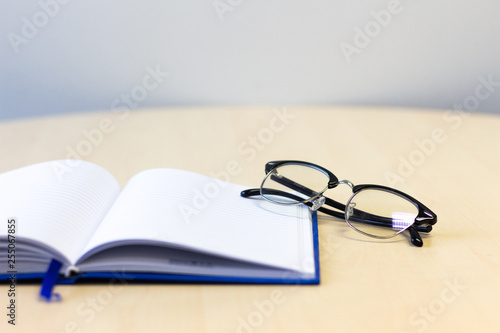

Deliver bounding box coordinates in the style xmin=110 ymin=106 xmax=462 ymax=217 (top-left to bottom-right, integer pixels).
xmin=241 ymin=160 xmax=437 ymax=247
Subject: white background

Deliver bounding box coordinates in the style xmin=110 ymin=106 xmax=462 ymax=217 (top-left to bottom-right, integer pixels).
xmin=1 ymin=0 xmax=499 ymax=120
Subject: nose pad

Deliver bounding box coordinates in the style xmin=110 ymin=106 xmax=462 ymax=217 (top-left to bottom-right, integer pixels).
xmin=347 ymin=202 xmax=356 ymax=218
xmin=311 ymin=196 xmax=326 ymax=211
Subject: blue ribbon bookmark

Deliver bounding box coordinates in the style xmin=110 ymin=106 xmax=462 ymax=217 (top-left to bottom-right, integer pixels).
xmin=39 ymin=259 xmax=63 ymax=302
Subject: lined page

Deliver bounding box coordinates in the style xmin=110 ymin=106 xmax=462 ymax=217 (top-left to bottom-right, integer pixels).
xmin=81 ymin=169 xmax=314 ymax=274
xmin=0 ymin=160 xmax=121 ymax=264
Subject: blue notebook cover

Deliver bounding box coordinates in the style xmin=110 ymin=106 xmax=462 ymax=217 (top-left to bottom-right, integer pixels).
xmin=0 ymin=212 xmax=320 ymax=285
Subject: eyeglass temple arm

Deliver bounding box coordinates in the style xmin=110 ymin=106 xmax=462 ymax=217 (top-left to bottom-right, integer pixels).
xmin=240 ymin=188 xmax=345 ymax=219
xmin=240 ymin=188 xmax=431 ymax=233
xmin=268 ymin=174 xmax=432 ymax=232
xmin=348 ymin=211 xmax=431 ymax=232
xmin=269 ymin=173 xmax=386 ymax=223
xmin=241 ymin=188 xmax=424 ymax=247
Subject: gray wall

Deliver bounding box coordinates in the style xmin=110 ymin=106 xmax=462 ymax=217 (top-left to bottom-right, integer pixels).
xmin=1 ymin=0 xmax=500 ymax=120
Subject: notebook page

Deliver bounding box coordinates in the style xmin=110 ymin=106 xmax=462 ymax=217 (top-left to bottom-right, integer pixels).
xmin=0 ymin=160 xmax=121 ymax=265
xmin=81 ymin=169 xmax=314 ymax=274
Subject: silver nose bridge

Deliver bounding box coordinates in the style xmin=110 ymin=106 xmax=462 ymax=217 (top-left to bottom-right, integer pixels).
xmin=338 ymin=179 xmax=354 ymax=189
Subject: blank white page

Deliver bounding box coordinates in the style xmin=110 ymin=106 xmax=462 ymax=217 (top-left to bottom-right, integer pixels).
xmin=0 ymin=160 xmax=121 ymax=264
xmin=82 ymin=169 xmax=314 ymax=274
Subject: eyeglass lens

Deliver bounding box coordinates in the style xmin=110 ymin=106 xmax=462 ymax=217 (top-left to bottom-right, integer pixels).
xmin=260 ymin=164 xmax=330 ymax=204
xmin=345 ymin=188 xmax=418 ymax=238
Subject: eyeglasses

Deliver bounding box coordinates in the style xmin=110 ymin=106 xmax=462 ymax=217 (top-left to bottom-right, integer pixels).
xmin=241 ymin=160 xmax=437 ymax=247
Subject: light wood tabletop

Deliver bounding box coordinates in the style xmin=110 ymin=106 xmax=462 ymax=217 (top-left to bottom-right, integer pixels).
xmin=1 ymin=106 xmax=499 ymax=333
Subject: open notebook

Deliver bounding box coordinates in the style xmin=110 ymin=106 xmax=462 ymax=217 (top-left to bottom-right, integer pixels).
xmin=0 ymin=161 xmax=319 ymax=284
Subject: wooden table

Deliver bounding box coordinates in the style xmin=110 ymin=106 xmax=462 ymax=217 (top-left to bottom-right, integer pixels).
xmin=1 ymin=106 xmax=499 ymax=333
